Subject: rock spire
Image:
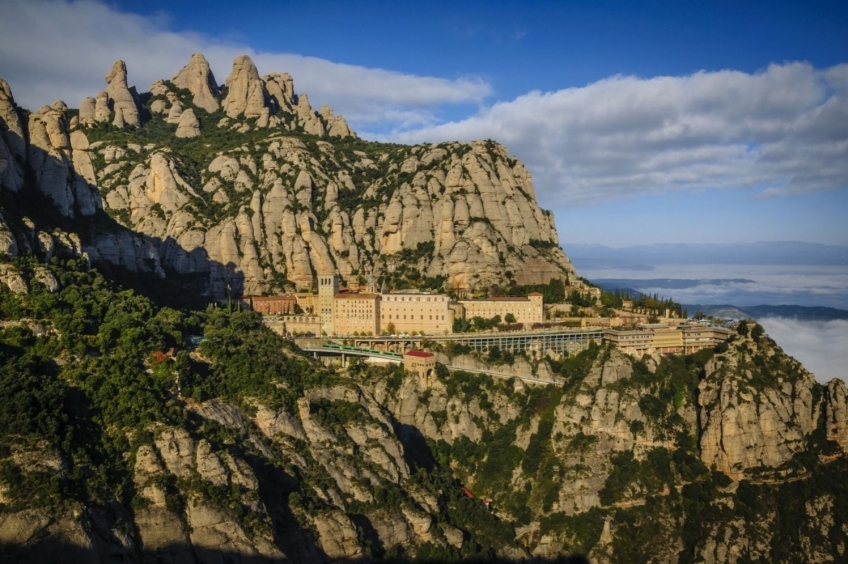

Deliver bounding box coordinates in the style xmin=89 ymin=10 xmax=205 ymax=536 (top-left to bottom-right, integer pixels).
xmin=171 ymin=53 xmax=220 ymax=113
xmin=222 ymin=55 xmax=267 ymax=119
xmin=104 ymin=60 xmax=141 ymax=127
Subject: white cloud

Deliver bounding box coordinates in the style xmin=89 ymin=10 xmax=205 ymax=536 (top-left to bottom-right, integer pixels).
xmin=0 ymin=0 xmax=489 ymax=125
xmin=759 ymin=317 xmax=848 ymax=383
xmin=392 ymin=62 xmax=848 ymax=206
xmin=577 ymin=263 xmax=848 ymax=310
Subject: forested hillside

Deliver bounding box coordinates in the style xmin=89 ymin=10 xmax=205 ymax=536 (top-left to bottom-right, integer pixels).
xmin=1 ymin=256 xmax=848 ymax=563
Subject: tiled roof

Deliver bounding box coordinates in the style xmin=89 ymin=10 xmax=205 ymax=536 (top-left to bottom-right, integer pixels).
xmin=404 ymin=350 xmax=434 ymax=358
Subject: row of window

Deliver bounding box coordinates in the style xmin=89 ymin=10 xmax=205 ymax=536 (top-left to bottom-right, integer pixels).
xmin=381 ymin=314 xmax=446 ymax=321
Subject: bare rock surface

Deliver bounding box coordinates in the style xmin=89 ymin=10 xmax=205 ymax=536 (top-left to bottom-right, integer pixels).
xmin=104 ymin=60 xmax=140 ymax=127
xmin=175 ymin=108 xmax=201 ymax=138
xmin=171 ymin=52 xmax=220 ymax=113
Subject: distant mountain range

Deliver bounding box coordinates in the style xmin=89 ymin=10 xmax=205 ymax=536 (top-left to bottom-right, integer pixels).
xmin=684 ymin=304 xmax=848 ymax=322
xmin=565 ymin=241 xmax=848 ymax=268
xmin=593 ymin=278 xmax=755 ymax=291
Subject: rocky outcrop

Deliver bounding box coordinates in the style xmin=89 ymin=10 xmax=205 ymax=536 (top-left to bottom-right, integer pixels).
xmin=825 ymin=379 xmax=848 ymax=451
xmin=698 ymin=331 xmax=818 ymax=478
xmin=175 ymin=108 xmax=201 ymax=138
xmin=78 ymin=96 xmax=96 ymax=126
xmin=104 ymin=60 xmax=140 ymax=127
xmin=94 ymin=132 xmax=573 ymax=294
xmin=0 ymin=212 xmax=17 ymax=256
xmin=0 ymin=78 xmax=25 ymax=192
xmin=3 ymin=56 xmax=574 ymax=296
xmin=223 ymin=55 xmax=267 ymax=119
xmin=171 ymin=52 xmax=220 ymax=113
xmin=27 ymin=104 xmax=75 ymax=217
xmin=69 ymin=129 xmax=101 ymax=215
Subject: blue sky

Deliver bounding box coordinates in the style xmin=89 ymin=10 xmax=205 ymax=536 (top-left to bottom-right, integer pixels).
xmin=1 ymin=0 xmax=846 ymax=246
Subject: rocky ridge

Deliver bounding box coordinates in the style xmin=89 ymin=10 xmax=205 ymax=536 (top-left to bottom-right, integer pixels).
xmin=0 ymin=53 xmax=577 ymax=297
xmin=367 ymin=328 xmax=848 ymax=562
xmin=0 ymin=257 xmax=847 ymax=562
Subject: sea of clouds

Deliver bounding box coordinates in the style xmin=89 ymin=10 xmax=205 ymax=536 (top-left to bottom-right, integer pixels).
xmin=759 ymin=317 xmax=848 ymax=383
xmin=575 ymin=262 xmax=848 ymax=382
xmin=578 ymin=264 xmax=848 ymax=310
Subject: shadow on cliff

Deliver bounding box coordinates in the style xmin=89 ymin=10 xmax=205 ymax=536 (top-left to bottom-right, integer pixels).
xmin=0 ymin=538 xmax=590 ymax=564
xmin=1 ymin=147 xmax=245 ymax=311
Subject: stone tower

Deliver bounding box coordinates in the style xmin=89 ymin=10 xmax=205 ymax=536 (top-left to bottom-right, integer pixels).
xmin=318 ymin=274 xmax=339 ymax=336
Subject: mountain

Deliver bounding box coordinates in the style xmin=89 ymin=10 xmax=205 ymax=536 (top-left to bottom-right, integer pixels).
xmin=1 ymin=261 xmax=847 ymax=562
xmin=3 ymin=53 xmax=848 ymax=563
xmin=565 ymin=242 xmax=848 ymax=267
xmin=0 ymin=53 xmax=576 ymax=298
xmin=685 ymin=304 xmax=848 ymax=322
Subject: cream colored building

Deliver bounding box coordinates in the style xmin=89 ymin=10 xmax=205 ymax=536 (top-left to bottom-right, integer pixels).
xmin=333 ymin=293 xmax=380 ymax=336
xmin=682 ymin=324 xmax=733 ymax=354
xmin=403 ymin=350 xmax=436 ymax=386
xmin=604 ymin=329 xmax=654 ymax=354
xmin=458 ymin=293 xmax=543 ymax=324
xmin=381 ymin=292 xmax=454 ymax=335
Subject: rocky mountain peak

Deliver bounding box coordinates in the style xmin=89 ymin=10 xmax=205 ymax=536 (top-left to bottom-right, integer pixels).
xmin=103 ymin=59 xmax=140 ymax=128
xmin=171 ymin=52 xmax=220 ymax=113
xmin=222 ymin=54 xmax=266 ymax=119
xmin=0 ymin=78 xmax=26 ymax=193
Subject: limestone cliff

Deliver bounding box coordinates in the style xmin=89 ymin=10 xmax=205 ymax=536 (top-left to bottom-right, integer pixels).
xmin=364 ymin=326 xmax=848 ymax=562
xmin=0 ymin=257 xmax=846 ymax=563
xmin=0 ymin=54 xmax=577 ymax=297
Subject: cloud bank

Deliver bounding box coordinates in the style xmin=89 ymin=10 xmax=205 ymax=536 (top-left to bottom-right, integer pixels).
xmin=577 ymin=263 xmax=848 ymax=310
xmin=759 ymin=317 xmax=848 ymax=383
xmin=1 ymin=0 xmax=846 ymax=209
xmin=394 ymin=63 xmax=848 ymax=206
xmin=0 ymin=0 xmax=489 ymax=126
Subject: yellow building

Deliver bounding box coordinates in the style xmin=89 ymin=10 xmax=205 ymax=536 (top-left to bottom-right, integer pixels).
xmin=294 ymin=292 xmax=318 ymax=315
xmin=381 ymin=292 xmax=454 ymax=335
xmin=458 ymin=293 xmax=543 ymax=324
xmin=649 ymin=326 xmax=684 ymax=354
xmin=333 ymin=293 xmax=380 ymax=336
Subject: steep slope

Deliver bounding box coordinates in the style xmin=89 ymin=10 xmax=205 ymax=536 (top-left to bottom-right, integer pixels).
xmin=1 ymin=256 xmax=847 ymax=562
xmin=363 ymin=328 xmax=848 ymax=562
xmin=0 ymin=258 xmax=526 ymax=562
xmin=0 ymin=53 xmax=576 ymax=297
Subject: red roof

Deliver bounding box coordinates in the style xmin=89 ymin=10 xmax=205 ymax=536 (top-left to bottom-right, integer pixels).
xmin=528 ymin=292 xmax=544 ymax=297
xmin=404 ymin=350 xmax=434 ymax=358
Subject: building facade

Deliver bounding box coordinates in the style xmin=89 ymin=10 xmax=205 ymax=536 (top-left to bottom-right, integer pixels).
xmin=380 ymin=292 xmax=454 ymax=335
xmin=458 ymin=293 xmax=543 ymax=324
xmin=333 ymin=293 xmax=380 ymax=336
xmin=294 ymin=292 xmax=318 ymax=315
xmin=682 ymin=324 xmax=733 ymax=354
xmin=247 ymin=295 xmax=297 ymax=315
xmin=318 ymin=274 xmax=339 ymax=335
xmin=403 ymin=350 xmax=436 ymax=386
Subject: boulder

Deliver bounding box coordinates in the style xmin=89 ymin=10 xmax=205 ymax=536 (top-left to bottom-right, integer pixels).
xmin=175 ymin=108 xmax=200 ymax=138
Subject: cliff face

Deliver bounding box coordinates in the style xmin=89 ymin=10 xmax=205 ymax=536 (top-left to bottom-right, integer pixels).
xmin=0 ymin=53 xmax=576 ymax=297
xmin=365 ymin=330 xmax=848 ymax=562
xmin=0 ymin=258 xmax=846 ymax=563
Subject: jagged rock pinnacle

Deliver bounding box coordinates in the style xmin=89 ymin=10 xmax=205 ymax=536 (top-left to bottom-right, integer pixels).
xmin=171 ymin=53 xmax=220 ymax=113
